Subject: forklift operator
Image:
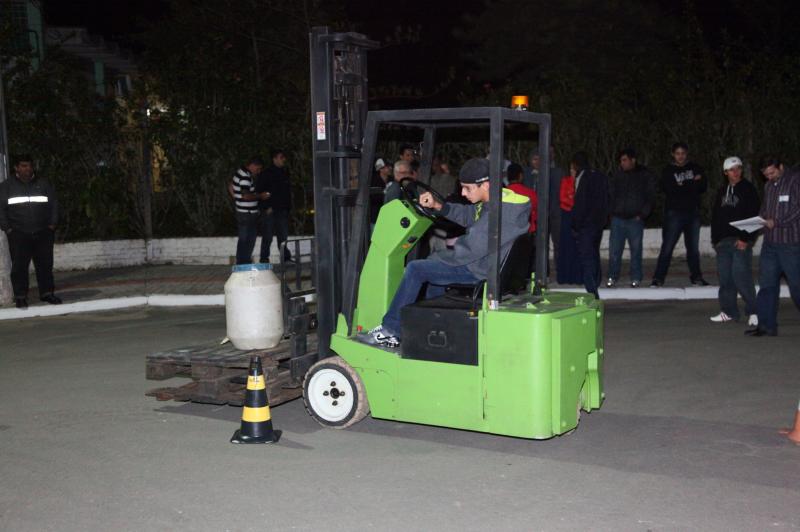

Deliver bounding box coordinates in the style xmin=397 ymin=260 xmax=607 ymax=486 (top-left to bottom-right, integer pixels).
xmin=366 ymin=158 xmax=531 ymax=348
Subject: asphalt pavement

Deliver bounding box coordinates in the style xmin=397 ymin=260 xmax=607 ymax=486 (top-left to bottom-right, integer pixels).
xmin=1 ymin=302 xmax=798 ymax=531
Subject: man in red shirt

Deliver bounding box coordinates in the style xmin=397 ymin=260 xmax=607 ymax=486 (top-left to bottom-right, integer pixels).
xmin=506 ymin=163 xmax=538 ymax=233
xmin=506 ymin=163 xmax=538 ymax=276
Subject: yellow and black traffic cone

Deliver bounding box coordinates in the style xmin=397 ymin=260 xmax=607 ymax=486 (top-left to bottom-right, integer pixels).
xmin=231 ymin=356 xmax=281 ymax=444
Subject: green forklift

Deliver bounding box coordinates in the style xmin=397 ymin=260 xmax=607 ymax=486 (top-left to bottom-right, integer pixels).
xmin=302 ymin=28 xmax=604 ymax=439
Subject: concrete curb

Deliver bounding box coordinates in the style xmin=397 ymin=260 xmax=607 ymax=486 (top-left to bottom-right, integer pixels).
xmin=0 ymin=292 xmax=319 ymax=320
xmin=0 ymin=295 xmax=218 ymax=321
xmin=0 ymin=286 xmax=790 ymax=320
xmin=558 ymin=285 xmax=790 ymax=301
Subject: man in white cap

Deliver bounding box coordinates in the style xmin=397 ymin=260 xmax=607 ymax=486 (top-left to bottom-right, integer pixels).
xmin=709 ymin=156 xmax=760 ymax=324
xmin=369 ymin=158 xmax=392 ymax=227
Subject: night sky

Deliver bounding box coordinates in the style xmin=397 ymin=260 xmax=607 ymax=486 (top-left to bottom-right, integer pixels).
xmin=42 ymin=0 xmax=800 ymax=98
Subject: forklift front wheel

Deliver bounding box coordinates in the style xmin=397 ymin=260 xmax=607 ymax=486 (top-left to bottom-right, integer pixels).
xmin=303 ymin=356 xmax=370 ymax=428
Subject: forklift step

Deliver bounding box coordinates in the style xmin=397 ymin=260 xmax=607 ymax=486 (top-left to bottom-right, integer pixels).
xmin=145 ymin=333 xmax=318 ymax=407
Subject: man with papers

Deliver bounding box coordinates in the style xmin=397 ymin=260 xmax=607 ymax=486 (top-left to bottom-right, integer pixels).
xmin=745 ymin=155 xmax=800 ymax=337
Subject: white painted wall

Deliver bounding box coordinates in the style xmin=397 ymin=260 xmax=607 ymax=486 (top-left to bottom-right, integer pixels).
xmin=52 ymin=236 xmax=314 ymax=271
xmin=48 ymin=228 xmax=757 ymax=271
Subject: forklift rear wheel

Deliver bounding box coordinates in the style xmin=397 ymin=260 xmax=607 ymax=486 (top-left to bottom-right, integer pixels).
xmin=303 ymin=356 xmax=369 ymax=428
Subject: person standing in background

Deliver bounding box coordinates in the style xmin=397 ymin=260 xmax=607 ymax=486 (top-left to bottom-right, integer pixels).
xmin=651 ymin=142 xmax=709 ymax=287
xmin=607 ymin=148 xmax=656 ymax=288
xmin=0 ymin=154 xmax=61 ymax=309
xmin=570 ymin=152 xmax=609 ymax=298
xmin=257 ymin=149 xmax=293 ymax=263
xmin=745 ymin=155 xmax=800 ymax=337
xmin=709 ymin=156 xmax=760 ymax=325
xmin=557 ymin=167 xmax=582 ymax=285
xmin=369 ymin=158 xmax=392 ymax=228
xmin=524 ymin=144 xmax=564 ymax=278
xmin=229 ymin=156 xmax=266 ymax=265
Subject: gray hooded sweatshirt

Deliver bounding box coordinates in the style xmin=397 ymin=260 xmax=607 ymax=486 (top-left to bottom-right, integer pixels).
xmin=432 ymin=188 xmax=531 ymax=278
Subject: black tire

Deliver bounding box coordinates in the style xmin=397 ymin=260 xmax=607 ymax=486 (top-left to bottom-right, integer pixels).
xmin=303 ymin=356 xmax=370 ymax=428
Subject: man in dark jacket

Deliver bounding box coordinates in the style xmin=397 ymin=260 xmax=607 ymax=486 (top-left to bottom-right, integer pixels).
xmin=0 ymin=155 xmax=61 ymax=309
xmin=256 ymin=149 xmax=292 ymax=263
xmin=570 ymin=152 xmax=608 ymax=298
xmin=709 ymin=156 xmax=760 ymax=325
xmin=607 ymin=148 xmax=655 ymax=288
xmin=651 ymin=142 xmax=709 ymax=286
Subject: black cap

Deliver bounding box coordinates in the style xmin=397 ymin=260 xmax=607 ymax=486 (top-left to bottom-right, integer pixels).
xmin=459 ymin=158 xmax=490 ymax=184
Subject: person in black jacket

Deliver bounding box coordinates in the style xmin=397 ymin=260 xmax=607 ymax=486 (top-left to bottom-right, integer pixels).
xmin=651 ymin=142 xmax=710 ymax=287
xmin=709 ymin=156 xmax=760 ymax=325
xmin=607 ymin=148 xmax=656 ymax=288
xmin=256 ymin=149 xmax=292 ymax=263
xmin=0 ymin=155 xmax=61 ymax=309
xmin=570 ymin=152 xmax=609 ymax=298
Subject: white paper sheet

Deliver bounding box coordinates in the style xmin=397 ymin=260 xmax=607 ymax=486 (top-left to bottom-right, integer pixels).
xmin=729 ymin=216 xmax=766 ymax=233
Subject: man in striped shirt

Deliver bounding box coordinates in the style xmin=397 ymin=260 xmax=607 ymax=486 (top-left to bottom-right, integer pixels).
xmin=228 ymin=156 xmax=267 ymax=264
xmin=746 ymin=155 xmax=800 ymax=337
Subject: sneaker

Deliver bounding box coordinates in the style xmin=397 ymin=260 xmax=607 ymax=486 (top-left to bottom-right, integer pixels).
xmin=747 ymin=314 xmax=758 ymax=327
xmin=605 ymin=278 xmax=616 ymax=288
xmin=630 ymin=281 xmax=640 ymax=288
xmin=650 ymin=279 xmax=663 ymax=288
xmin=710 ymin=312 xmax=733 ymax=323
xmin=15 ymin=298 xmax=28 ymax=309
xmin=691 ymin=277 xmax=710 ymax=286
xmin=364 ymin=325 xmax=400 ymax=348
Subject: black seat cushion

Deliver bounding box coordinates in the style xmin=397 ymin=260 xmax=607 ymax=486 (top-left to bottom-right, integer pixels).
xmin=444 ymin=232 xmax=533 ymax=306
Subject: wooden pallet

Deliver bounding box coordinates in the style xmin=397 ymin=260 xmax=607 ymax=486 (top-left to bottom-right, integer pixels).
xmin=145 ymin=334 xmax=318 ymax=407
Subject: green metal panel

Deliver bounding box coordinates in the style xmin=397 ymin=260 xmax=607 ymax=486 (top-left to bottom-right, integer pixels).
xmin=482 ymin=309 xmax=555 ymax=438
xmin=354 ymin=200 xmax=431 ymax=332
xmin=395 ymin=359 xmax=482 ymax=427
xmin=331 ymin=315 xmax=399 ymax=419
xmin=550 ymin=310 xmax=594 ymax=434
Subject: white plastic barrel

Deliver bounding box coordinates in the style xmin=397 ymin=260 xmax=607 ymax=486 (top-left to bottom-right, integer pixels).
xmin=225 ymin=263 xmax=284 ymax=350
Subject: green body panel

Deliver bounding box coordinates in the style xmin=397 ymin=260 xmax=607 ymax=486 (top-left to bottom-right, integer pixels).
xmin=329 ymin=203 xmax=605 ymax=440
xmin=354 ymin=200 xmax=431 ymax=332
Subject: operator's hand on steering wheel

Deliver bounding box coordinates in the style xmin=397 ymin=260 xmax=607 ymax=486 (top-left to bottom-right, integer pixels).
xmin=419 ymin=191 xmax=442 ymax=211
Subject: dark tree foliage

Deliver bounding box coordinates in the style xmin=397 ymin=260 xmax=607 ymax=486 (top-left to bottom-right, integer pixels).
xmin=141 ymin=0 xmax=343 ymax=236
xmin=5 ymin=0 xmax=800 ymax=240
xmin=457 ymin=0 xmax=800 ymax=224
xmin=3 ymin=49 xmax=138 ymax=240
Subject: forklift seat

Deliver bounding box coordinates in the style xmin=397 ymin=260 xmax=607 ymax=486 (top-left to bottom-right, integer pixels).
xmin=399 ymin=233 xmax=533 ymax=365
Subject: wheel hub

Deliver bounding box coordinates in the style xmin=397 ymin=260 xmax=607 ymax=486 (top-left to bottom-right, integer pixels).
xmin=307 ymin=368 xmax=355 ymax=422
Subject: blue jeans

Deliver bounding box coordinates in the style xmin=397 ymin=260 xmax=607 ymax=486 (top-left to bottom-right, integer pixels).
xmin=755 ymin=242 xmax=800 ymax=333
xmin=714 ymin=237 xmax=756 ymax=320
xmin=576 ymin=225 xmax=603 ymax=298
xmin=608 ymin=217 xmax=644 ymax=282
xmin=653 ymin=209 xmax=702 ymax=282
xmin=382 ymin=259 xmax=479 ymax=336
xmin=235 ymin=212 xmax=259 ymax=264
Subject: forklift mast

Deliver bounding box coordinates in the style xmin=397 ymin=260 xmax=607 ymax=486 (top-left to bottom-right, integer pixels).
xmin=309 ymin=27 xmax=379 ymax=358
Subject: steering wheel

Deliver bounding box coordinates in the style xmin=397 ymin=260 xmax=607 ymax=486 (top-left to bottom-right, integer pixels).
xmin=399 ymin=178 xmax=447 ymax=219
